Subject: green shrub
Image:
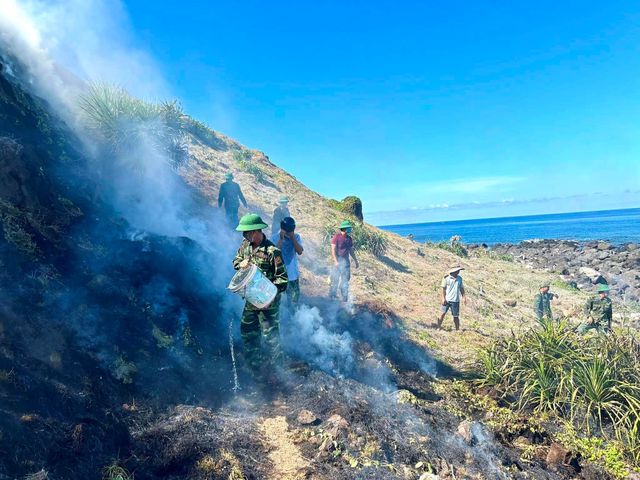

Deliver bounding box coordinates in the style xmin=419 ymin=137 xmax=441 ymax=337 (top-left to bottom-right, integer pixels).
xmin=425 ymin=236 xmax=468 ymax=258
xmin=323 ymin=221 xmax=388 ymax=257
xmin=79 ymin=83 xmax=188 ymax=169
xmin=479 ymin=321 xmax=640 ymax=470
xmin=232 ymin=149 xmax=267 ymax=183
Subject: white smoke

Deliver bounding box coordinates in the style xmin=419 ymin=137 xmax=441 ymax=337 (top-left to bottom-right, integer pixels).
xmin=285 ymin=305 xmax=355 ymax=375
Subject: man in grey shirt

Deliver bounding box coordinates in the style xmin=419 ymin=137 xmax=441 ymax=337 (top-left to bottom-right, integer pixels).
xmin=436 ymin=266 xmax=466 ymax=331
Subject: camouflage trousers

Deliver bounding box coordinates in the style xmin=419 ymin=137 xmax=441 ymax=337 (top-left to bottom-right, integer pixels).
xmin=240 ymin=294 xmax=282 ymax=371
xmin=577 ymin=321 xmax=609 ymax=335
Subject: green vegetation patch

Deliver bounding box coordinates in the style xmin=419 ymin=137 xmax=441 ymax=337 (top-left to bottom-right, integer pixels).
xmin=79 ymin=83 xmax=189 ymax=169
xmin=479 ymin=320 xmax=640 ymax=473
xmin=425 ymin=236 xmax=468 ymax=258
xmin=322 ymin=221 xmax=388 ymax=257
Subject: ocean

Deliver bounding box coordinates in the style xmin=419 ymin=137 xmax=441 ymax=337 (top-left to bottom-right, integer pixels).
xmin=379 ymin=208 xmax=640 ymax=245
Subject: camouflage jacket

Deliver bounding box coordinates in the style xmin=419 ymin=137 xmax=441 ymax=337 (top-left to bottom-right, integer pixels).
xmin=233 ymin=235 xmax=288 ymax=293
xmin=584 ymin=295 xmax=612 ymax=325
xmin=218 ymin=181 xmax=247 ymax=209
xmin=534 ymin=292 xmax=554 ymax=319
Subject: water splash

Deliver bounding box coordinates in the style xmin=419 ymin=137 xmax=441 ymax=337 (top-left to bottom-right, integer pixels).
xmin=229 ymin=318 xmax=240 ymax=393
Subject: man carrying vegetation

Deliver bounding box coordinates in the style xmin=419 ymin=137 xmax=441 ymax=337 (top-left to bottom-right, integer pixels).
xmin=330 ymin=220 xmax=359 ymax=301
xmin=436 ymin=266 xmax=466 ymax=331
xmin=218 ymin=172 xmax=248 ymax=228
xmin=578 ymin=284 xmax=613 ymax=334
xmin=533 ymin=282 xmax=558 ymax=323
xmin=271 ymin=196 xmax=290 ymax=235
xmin=272 ymin=216 xmax=304 ymax=307
xmin=233 ymin=214 xmax=288 ymax=373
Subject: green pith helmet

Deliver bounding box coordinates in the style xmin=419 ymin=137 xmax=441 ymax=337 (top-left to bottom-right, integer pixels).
xmin=279 ymin=195 xmax=289 ymax=204
xmin=236 ymin=213 xmax=268 ymax=232
xmin=339 ymin=220 xmax=353 ymax=230
xmin=225 ymin=173 xmax=233 ymax=180
xmin=597 ymin=284 xmax=610 ymax=293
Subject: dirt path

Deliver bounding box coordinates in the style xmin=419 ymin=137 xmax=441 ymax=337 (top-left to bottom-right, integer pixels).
xmin=260 ymin=416 xmax=308 ymax=480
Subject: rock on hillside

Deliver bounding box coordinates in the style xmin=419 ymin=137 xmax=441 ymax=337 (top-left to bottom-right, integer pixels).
xmin=486 ymin=240 xmax=640 ymax=302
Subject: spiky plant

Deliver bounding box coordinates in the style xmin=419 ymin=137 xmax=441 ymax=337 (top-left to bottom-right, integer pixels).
xmin=79 ymin=83 xmax=188 ymax=170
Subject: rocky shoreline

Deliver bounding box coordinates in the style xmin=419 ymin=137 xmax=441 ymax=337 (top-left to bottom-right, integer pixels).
xmin=475 ymin=239 xmax=640 ymax=302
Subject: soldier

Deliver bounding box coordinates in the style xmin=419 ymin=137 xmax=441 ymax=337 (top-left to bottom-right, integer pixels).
xmin=436 ymin=266 xmax=466 ymax=331
xmin=271 ymin=196 xmax=290 ymax=235
xmin=218 ymin=173 xmax=248 ymax=227
xmin=330 ymin=220 xmax=359 ymax=301
xmin=233 ymin=214 xmax=288 ymax=372
xmin=271 ymin=216 xmax=304 ymax=307
xmin=578 ymin=284 xmax=613 ymax=334
xmin=534 ymin=282 xmax=558 ymax=323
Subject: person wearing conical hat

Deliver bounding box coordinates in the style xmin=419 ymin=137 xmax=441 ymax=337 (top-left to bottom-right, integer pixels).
xmin=232 ymin=214 xmax=288 ymax=372
xmin=329 ymin=220 xmax=359 ymax=301
xmin=578 ymin=284 xmax=613 ymax=334
xmin=271 ymin=196 xmax=290 ymax=235
xmin=533 ymin=281 xmax=558 ymax=324
xmin=436 ymin=265 xmax=466 ymax=331
xmin=218 ymin=172 xmax=247 ymax=228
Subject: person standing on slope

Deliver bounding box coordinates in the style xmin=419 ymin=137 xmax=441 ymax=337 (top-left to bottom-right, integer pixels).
xmin=218 ymin=172 xmax=248 ymax=228
xmin=330 ymin=220 xmax=359 ymax=301
xmin=233 ymin=214 xmax=288 ymax=373
xmin=436 ymin=266 xmax=466 ymax=331
xmin=272 ymin=216 xmax=304 ymax=308
xmin=271 ymin=196 xmax=290 ymax=235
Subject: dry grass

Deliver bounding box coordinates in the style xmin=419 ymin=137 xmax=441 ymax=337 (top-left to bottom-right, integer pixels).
xmin=184 ymin=136 xmax=591 ymax=373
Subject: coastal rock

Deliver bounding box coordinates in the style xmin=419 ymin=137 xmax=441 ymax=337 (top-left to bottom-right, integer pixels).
xmin=578 ymin=267 xmax=606 ymax=285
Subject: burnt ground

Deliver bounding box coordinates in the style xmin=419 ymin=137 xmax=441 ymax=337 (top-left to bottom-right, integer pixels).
xmin=115 ymin=299 xmax=603 ymax=480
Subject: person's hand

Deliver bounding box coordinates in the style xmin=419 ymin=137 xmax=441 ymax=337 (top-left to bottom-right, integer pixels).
xmin=333 ymin=259 xmax=339 ymax=267
xmin=441 ymin=299 xmax=447 ymax=306
xmin=286 ymin=231 xmax=294 ymax=240
xmin=354 ymin=260 xmax=359 ymax=269
xmin=279 ymin=230 xmax=286 ymax=240
xmin=239 ymin=259 xmax=250 ymax=269
xmin=463 ymin=296 xmax=468 ymax=306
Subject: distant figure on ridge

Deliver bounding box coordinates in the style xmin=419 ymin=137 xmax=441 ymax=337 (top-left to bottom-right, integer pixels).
xmin=272 ymin=196 xmax=290 ymax=235
xmin=330 ymin=220 xmax=359 ymax=301
xmin=436 ymin=266 xmax=466 ymax=331
xmin=233 ymin=214 xmax=288 ymax=374
xmin=272 ymin=216 xmax=304 ymax=308
xmin=218 ymin=172 xmax=248 ymax=228
xmin=578 ymin=284 xmax=612 ymax=334
xmin=534 ymin=282 xmax=558 ymax=324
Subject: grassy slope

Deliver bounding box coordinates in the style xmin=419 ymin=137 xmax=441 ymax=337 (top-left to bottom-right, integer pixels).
xmin=182 ymin=133 xmax=592 ymax=372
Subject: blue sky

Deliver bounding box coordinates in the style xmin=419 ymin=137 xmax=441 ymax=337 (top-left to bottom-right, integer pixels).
xmin=121 ymin=0 xmax=640 ymax=225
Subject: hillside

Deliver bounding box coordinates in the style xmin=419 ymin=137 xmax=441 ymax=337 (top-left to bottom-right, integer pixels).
xmin=1 ymin=42 xmax=639 ymax=480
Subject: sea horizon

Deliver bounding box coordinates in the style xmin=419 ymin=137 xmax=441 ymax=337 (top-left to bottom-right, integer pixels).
xmin=378 ymin=207 xmax=640 ymax=245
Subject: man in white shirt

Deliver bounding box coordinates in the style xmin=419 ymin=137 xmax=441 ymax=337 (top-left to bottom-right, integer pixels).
xmin=436 ymin=266 xmax=466 ymax=331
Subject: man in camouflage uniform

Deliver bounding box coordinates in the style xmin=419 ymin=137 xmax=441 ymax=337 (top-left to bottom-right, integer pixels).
xmin=578 ymin=284 xmax=613 ymax=334
xmin=218 ymin=172 xmax=248 ymax=227
xmin=533 ymin=282 xmax=558 ymax=324
xmin=233 ymin=214 xmax=288 ymax=372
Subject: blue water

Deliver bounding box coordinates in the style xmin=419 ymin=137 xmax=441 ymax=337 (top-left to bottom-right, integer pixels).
xmin=379 ymin=208 xmax=640 ymax=245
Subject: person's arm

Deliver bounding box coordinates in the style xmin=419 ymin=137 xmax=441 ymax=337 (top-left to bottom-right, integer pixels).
xmin=291 ymin=233 xmax=304 ymax=255
xmin=606 ymin=301 xmax=613 ymax=328
xmin=232 ymin=242 xmax=249 ymax=270
xmin=460 ymin=280 xmax=466 ymax=305
xmin=441 ymin=287 xmax=447 ymax=306
xmin=330 ymin=243 xmax=339 ymax=265
xmin=271 ymin=250 xmax=288 ymax=292
xmin=238 ymin=185 xmax=247 ymax=208
xmin=217 ymin=185 xmax=224 ymax=208
xmin=534 ymin=294 xmax=543 ymax=319
xmin=584 ymin=298 xmax=593 ymax=321
xmin=350 ymin=249 xmax=359 ymax=268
